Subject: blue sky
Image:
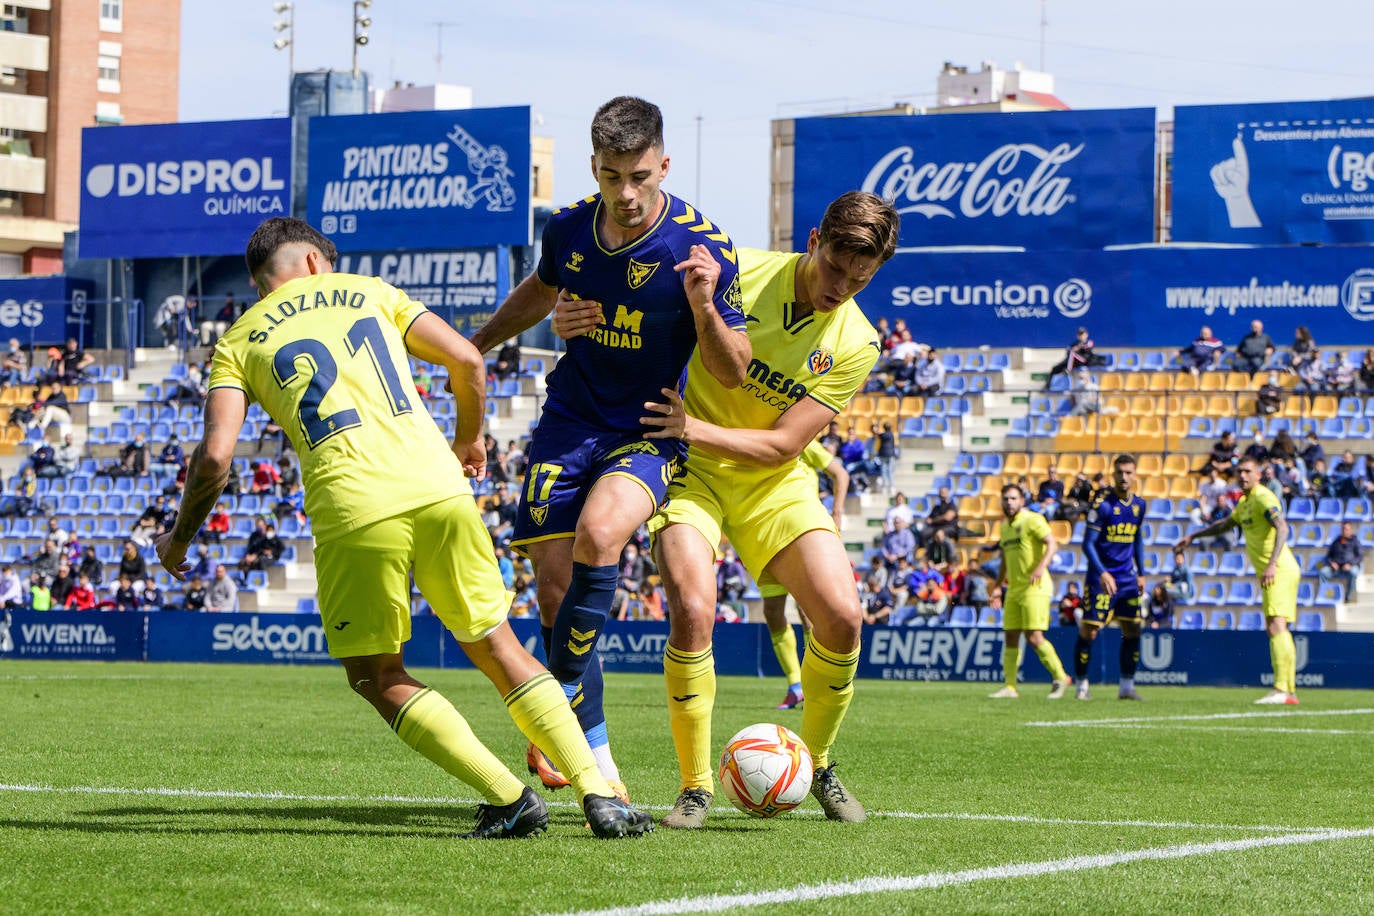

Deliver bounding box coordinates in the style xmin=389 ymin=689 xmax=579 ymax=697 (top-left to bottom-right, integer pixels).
xmin=180 ymin=0 xmax=1372 ymax=249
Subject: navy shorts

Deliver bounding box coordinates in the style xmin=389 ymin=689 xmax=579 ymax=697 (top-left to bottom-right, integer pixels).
xmin=1082 ymin=578 xmax=1142 ymax=627
xmin=510 ymin=411 xmax=685 ymax=556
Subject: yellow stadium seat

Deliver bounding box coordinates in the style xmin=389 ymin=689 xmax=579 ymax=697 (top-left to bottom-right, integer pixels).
xmin=1003 ymin=452 xmax=1030 ymax=477
xmin=1206 ymin=394 xmax=1236 ymax=419
xmin=1123 ymin=373 xmax=1149 ymax=392
xmin=1103 ymin=395 xmax=1131 ymax=416
xmin=1050 ymin=520 xmax=1072 ymax=544
xmin=874 ymin=396 xmax=901 ymax=423
xmin=1099 ymin=373 xmax=1124 ymax=392
xmin=1029 ymin=452 xmax=1056 ymax=476
xmin=1164 ymin=415 xmax=1189 ymax=443
xmin=1147 ymin=373 xmax=1173 ymax=392
xmin=849 ymin=395 xmax=876 ymax=423
xmin=1169 ymin=476 xmax=1198 ymax=499
xmin=1310 ymin=396 xmax=1338 ymax=419
xmin=1224 ymin=372 xmax=1250 ymax=391
xmin=1056 ymin=452 xmax=1084 ymax=477
xmin=1180 ymin=395 xmax=1207 ymax=418
xmin=1198 ymin=371 xmax=1227 ymax=391
xmin=897 ymin=396 xmax=924 ymax=419
xmin=1081 ymin=453 xmax=1109 ymax=477
xmin=1162 ymin=454 xmax=1191 ymax=478
xmin=1140 ymin=476 xmax=1169 ymax=499
xmin=1172 ymin=371 xmax=1201 ymax=392
xmin=1136 ymin=454 xmax=1164 ymax=477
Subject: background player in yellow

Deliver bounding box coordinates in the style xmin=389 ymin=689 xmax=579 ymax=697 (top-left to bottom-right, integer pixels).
xmin=1176 ymin=454 xmax=1301 ymax=705
xmin=559 ymin=191 xmax=900 ymax=828
xmin=155 ymin=217 xmax=653 ymax=839
xmin=990 ymin=483 xmax=1072 ymax=700
xmin=762 ymin=438 xmax=849 ymax=710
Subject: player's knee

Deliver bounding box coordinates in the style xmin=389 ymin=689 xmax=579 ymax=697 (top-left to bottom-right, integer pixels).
xmin=572 ymin=520 xmax=632 ymax=565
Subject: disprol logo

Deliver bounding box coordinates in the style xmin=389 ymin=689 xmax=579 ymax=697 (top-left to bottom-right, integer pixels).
xmin=85 ymin=158 xmax=286 ymax=199
xmin=1053 ymin=278 xmax=1092 ymax=319
xmin=1341 ymin=268 xmax=1374 ymax=321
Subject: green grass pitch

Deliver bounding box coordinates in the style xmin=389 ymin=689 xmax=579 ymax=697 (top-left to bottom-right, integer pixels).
xmin=2 ymin=661 xmax=1373 ymax=914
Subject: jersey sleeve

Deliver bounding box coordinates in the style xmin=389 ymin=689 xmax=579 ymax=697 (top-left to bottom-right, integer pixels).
xmin=375 ymin=278 xmax=429 ymax=335
xmin=207 ymin=338 xmax=249 ymax=398
xmin=799 ymin=440 xmax=833 ymax=472
xmin=808 ymin=335 xmax=882 ymax=413
xmin=713 ymin=250 xmax=747 ymax=331
xmin=1026 ymin=511 xmax=1051 ymax=544
xmin=535 ymin=205 xmax=572 ymax=287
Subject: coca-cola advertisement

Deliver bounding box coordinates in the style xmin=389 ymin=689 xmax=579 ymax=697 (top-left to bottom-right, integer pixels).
xmin=792 ymin=108 xmax=1156 ymax=250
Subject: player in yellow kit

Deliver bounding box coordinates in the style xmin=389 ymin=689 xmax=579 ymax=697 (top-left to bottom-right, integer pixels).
xmin=155 ymin=217 xmax=653 ymax=839
xmin=1177 ymin=454 xmax=1301 ymax=704
xmin=558 ymin=191 xmax=900 ymax=828
xmin=990 ymin=483 xmax=1072 ymax=699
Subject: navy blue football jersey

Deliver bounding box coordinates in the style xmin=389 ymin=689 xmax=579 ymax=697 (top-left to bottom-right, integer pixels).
xmin=1084 ymin=487 xmax=1146 ymax=580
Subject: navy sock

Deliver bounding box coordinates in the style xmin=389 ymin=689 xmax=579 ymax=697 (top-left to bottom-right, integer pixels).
xmin=1074 ymin=635 xmax=1092 ymax=680
xmin=539 ymin=625 xmax=553 ymax=666
xmin=547 ymin=562 xmax=618 ymax=733
xmin=1120 ymin=635 xmax=1140 ymax=679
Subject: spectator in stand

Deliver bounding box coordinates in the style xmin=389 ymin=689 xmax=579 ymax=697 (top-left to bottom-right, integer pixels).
xmin=494 ymin=338 xmax=522 ymax=380
xmin=112 ymin=575 xmax=139 ymax=611
xmin=166 ymin=362 xmax=207 ymax=409
xmin=1178 ymin=325 xmax=1225 ymax=374
xmin=964 ymin=567 xmax=993 ymax=613
xmin=943 ymin=559 xmax=967 ymax=606
xmin=0 ymin=465 xmax=40 ymax=517
xmin=1319 ymin=522 xmax=1363 ymax=597
xmin=201 ymin=292 xmax=241 ymax=346
xmin=102 ymin=431 xmax=150 ymax=478
xmin=886 ymin=555 xmax=914 ymax=609
xmin=874 ymin=317 xmax=892 ymax=359
xmin=48 ymin=338 xmax=95 ymax=385
xmin=483 ymin=433 xmax=509 ymax=486
xmin=203 ymin=502 xmax=232 ymax=543
xmin=154 ymin=294 xmax=194 ymax=348
xmin=131 ymin=495 xmax=174 ymax=547
xmin=54 ymin=433 xmax=79 ymax=476
xmin=141 ymin=576 xmax=164 ymax=610
xmin=819 ymin=419 xmax=842 ymax=451
xmin=28 ymin=440 xmax=60 ymax=478
xmin=77 ymin=545 xmax=103 ymax=587
xmin=1192 ymin=468 xmax=1235 ymax=542
xmin=1060 ymin=471 xmax=1094 ymax=523
xmin=871 ymin=421 xmax=897 ymax=493
xmin=888 ymin=327 xmax=921 ymax=366
xmin=1 ymin=337 xmax=27 ymax=387
xmin=1198 ymin=430 xmax=1238 ymax=478
xmin=912 ymin=349 xmax=945 ymax=396
xmin=150 ymin=436 xmax=187 ymax=478
xmin=925 ymin=525 xmax=957 ymax=570
xmin=1144 ymin=582 xmax=1174 ymax=629
xmin=1045 ymin=327 xmax=1104 ymax=389
xmin=715 ymin=545 xmax=748 ymax=607
xmin=0 ymin=565 xmax=22 ymax=608
xmin=884 ymin=491 xmax=915 ymax=533
xmin=613 ymin=541 xmax=651 ymax=620
xmin=636 ymin=583 xmax=665 ymax=621
xmin=1033 ymin=468 xmax=1065 ymax=519
xmin=919 ymin=484 xmax=961 ymax=546
xmin=1331 ymin=450 xmax=1362 ymax=499
xmin=1308 ymin=458 xmax=1333 ymax=500
xmin=503 ymin=438 xmax=526 ymax=480
xmin=255 ymin=417 xmax=287 ymax=457
xmin=64 ymin=573 xmax=97 ymax=610
xmin=1233 ymin=320 xmax=1275 ymax=376
xmin=885 ymin=350 xmax=918 ymax=398
xmin=883 ymin=318 xmax=908 ymax=357
xmin=187 ymin=542 xmax=217 ymax=582
xmin=1066 ymin=368 xmax=1101 ymax=417
xmin=1256 ymin=372 xmax=1284 ymax=416
xmin=413 ymin=365 xmax=434 ymax=399
xmin=1163 ymin=549 xmax=1194 ymax=603
xmin=25 ymin=573 xmax=50 ymax=611
xmin=30 ymin=538 xmax=61 ymax=583
xmin=1273 ymin=457 xmax=1305 ymax=504
xmin=1293 ymin=347 xmax=1326 ymax=396
xmin=510 ymin=574 xmax=538 ymax=619
xmin=1360 ymin=349 xmax=1374 ymax=392
xmin=482 ymin=485 xmax=517 ymax=546
xmin=28 ymin=383 xmax=73 ymax=440
xmin=49 ymin=561 xmax=75 ymax=607
xmin=274 ymin=481 xmax=306 ymax=526
xmin=1325 ymin=350 xmax=1357 ymax=393
xmin=276 ymin=455 xmax=300 ymax=494
xmin=44 ymin=517 xmax=69 ymax=552
xmin=181 ymin=573 xmax=208 ymax=611
xmin=206 ymin=564 xmax=238 ymax=613
xmin=237 ymin=519 xmax=283 ymax=579
xmin=1243 ymin=430 xmax=1270 ymax=464
xmin=881 ymin=515 xmax=916 ymax=572
xmin=909 ymin=557 xmax=949 ymax=620
xmin=1287 ymin=326 xmax=1318 ymax=377
xmin=250 ymin=459 xmax=281 ymax=496
xmin=1057 ymin=580 xmax=1084 ymax=627
xmin=860 ymin=573 xmax=894 ymax=626
xmin=117 ymin=540 xmax=148 ymax=585
xmin=1300 ymin=429 xmax=1325 ymax=475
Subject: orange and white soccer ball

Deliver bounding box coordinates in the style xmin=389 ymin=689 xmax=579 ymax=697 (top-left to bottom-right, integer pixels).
xmin=717 ymin=723 xmax=813 ymax=817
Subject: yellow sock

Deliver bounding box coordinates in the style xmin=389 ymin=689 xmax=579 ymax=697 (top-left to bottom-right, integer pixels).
xmin=1270 ymin=629 xmax=1296 ymax=694
xmin=1002 ymin=645 xmax=1020 ymax=689
xmin=664 ymin=644 xmax=716 ymax=791
xmin=771 ymin=625 xmax=802 ymax=687
xmin=1033 ymin=639 xmax=1068 ymax=682
xmin=391 ymin=687 xmax=525 ymax=805
xmin=800 ymin=633 xmax=858 ymax=770
xmin=504 ymin=672 xmax=612 ymax=801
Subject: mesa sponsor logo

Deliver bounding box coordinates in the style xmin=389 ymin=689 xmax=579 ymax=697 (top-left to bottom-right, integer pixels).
xmin=861 ymin=142 xmax=1081 ymax=221
xmin=211 ymin=616 xmax=328 ymax=657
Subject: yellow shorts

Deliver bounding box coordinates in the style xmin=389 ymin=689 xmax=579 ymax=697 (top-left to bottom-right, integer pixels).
xmin=649 ymin=454 xmax=836 ymax=589
xmin=1260 ymin=565 xmax=1300 ymax=622
xmin=314 ymin=495 xmax=512 ymax=658
xmin=1002 ymin=586 xmax=1052 ymax=632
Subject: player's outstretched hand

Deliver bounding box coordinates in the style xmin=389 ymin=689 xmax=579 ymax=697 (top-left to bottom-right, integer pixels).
xmin=674 ymin=244 xmax=720 ymax=310
xmin=1174 ymin=535 xmax=1192 ymax=551
xmin=454 ymin=436 xmax=487 ymax=480
xmin=155 ymin=532 xmax=191 ymax=582
xmin=642 ymin=387 xmax=687 ymax=440
xmin=552 ymin=290 xmax=602 ymax=340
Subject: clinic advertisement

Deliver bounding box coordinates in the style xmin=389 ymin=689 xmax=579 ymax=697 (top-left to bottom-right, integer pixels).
xmin=334 ymin=246 xmax=510 ymax=335
xmin=793 ymin=107 xmax=1156 ymax=249
xmin=307 ymin=106 xmax=531 ymax=252
xmin=79 ymin=118 xmax=292 ymax=259
xmin=0 ymin=277 xmax=95 ymax=345
xmin=1172 ymin=98 xmax=1374 ymax=244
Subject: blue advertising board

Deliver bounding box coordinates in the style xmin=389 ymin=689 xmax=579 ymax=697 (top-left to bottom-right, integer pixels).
xmin=144 ymin=612 xmax=443 ymax=668
xmin=794 ymin=108 xmax=1156 ymax=250
xmin=307 ymin=106 xmax=531 ymax=252
xmin=79 ymin=118 xmax=292 ymax=259
xmin=334 ymin=246 xmax=510 ymax=336
xmin=0 ymin=277 xmax=95 ymax=345
xmin=1172 ymin=98 xmax=1374 ymax=244
xmin=868 ymin=244 xmax=1374 ymax=349
xmin=1 ymin=610 xmax=143 ymax=661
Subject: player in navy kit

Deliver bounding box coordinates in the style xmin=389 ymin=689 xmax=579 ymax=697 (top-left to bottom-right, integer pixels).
xmin=1075 ymin=454 xmax=1148 ymax=701
xmin=468 ymin=97 xmax=751 ymax=798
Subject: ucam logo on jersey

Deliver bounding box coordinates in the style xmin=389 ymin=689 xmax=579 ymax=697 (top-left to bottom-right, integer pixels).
xmin=79 ymin=118 xmax=292 ymax=259
xmin=793 ymin=107 xmax=1155 ymax=249
xmin=307 ymin=106 xmax=531 ymax=251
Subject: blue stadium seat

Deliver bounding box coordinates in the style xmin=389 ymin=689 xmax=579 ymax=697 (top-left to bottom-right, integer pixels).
xmin=1207 ymin=610 xmax=1235 ymax=630
xmin=1297 ymin=581 xmax=1316 ymax=607
xmin=951 ymin=452 xmax=976 ymax=474
xmin=941 ymin=353 xmax=962 ymax=372
xmin=97 ymin=517 xmax=121 ymax=537
xmin=953 ymin=475 xmax=980 ymax=498
xmin=1218 ymin=552 xmax=1249 ymax=576
xmin=1316 ymin=417 xmax=1345 ymax=440
xmin=963 ymin=352 xmax=987 ymax=371
xmin=1195 ymin=582 xmax=1225 ymax=606
xmin=1147 ymin=498 xmax=1172 ymax=520
xmin=1186 ymin=416 xmax=1214 ymax=439
xmin=924 ymin=397 xmax=948 ymax=417
xmin=1315 ymin=498 xmax=1344 ymax=522
xmin=1339 ymin=397 xmax=1363 ymax=418
xmin=1291 ymin=523 xmax=1324 ymax=548
xmin=988 ymin=353 xmax=1011 ymax=371
xmin=977 ymin=453 xmax=1005 ymax=475
xmin=1114 ymin=351 xmax=1141 ymax=371
xmin=944 ymin=375 xmax=968 ymax=395
xmin=1215 ymin=417 xmax=1238 ymax=435
xmin=1177 ymin=610 xmax=1205 ymax=630
xmin=967 ymin=374 xmax=992 ymax=394
xmin=104 ymin=494 xmax=126 ymax=514
xmin=924 ymin=417 xmax=951 ymax=437
xmin=1225 ymin=581 xmax=1257 ymax=605
xmin=951 ymin=397 xmax=972 ymax=416
xmin=1048 ymin=550 xmax=1076 ymax=574
xmin=1142 ymin=351 xmax=1167 ymax=371
xmin=243 ymin=570 xmax=269 ymax=591
xmin=1008 ymin=416 xmax=1030 ymax=437
xmin=1286 ymin=498 xmax=1315 ymax=521
xmin=1295 ymin=611 xmax=1325 ymax=632
xmin=900 ymin=417 xmax=924 ymax=438
xmin=1047 ymin=374 xmax=1071 ymax=393
xmin=1346 ymin=498 xmax=1373 ymax=522
xmin=977 ymin=607 xmax=1003 ymax=629
xmin=1314 ymin=582 xmax=1345 ymax=606
xmin=295 ymin=597 xmax=318 ymax=614
xmin=1237 ymin=611 xmax=1265 ymax=631
xmin=1350 ymin=418 xmax=1374 ymax=438
xmin=1153 ymin=521 xmax=1183 ymax=546
xmin=946 ymin=605 xmax=977 ymax=627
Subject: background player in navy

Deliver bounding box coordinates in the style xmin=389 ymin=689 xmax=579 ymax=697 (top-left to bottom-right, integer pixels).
xmin=469 ymin=97 xmax=750 ymax=797
xmin=1075 ymin=454 xmax=1148 ymax=701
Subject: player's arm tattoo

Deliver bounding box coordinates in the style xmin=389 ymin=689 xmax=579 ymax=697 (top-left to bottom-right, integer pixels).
xmin=170 ymin=436 xmax=231 ymax=545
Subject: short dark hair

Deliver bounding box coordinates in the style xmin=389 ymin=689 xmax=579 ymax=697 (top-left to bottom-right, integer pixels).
xmin=590 ymin=96 xmax=663 ymax=156
xmin=817 ymin=191 xmax=901 ymax=263
xmin=245 ymin=217 xmax=338 ymax=286
xmin=1113 ymin=454 xmax=1137 ymax=469
xmin=1001 ymin=483 xmax=1023 ymax=497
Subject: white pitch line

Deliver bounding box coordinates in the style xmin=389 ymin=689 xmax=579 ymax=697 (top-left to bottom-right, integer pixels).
xmin=549 ymin=827 xmax=1374 ymax=916
xmin=0 ymin=674 xmax=168 ymax=682
xmin=1056 ymin=723 xmax=1371 ymax=736
xmin=0 ymin=783 xmax=1329 ymax=835
xmin=1026 ymin=708 xmax=1374 ymax=728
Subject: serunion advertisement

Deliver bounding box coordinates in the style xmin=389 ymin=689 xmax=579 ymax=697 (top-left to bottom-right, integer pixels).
xmin=1173 ymin=98 xmax=1374 ymax=244
xmin=793 ymin=108 xmax=1156 ymax=249
xmin=307 ymin=106 xmax=531 ymax=252
xmin=0 ymin=277 xmax=95 ymax=345
xmin=79 ymin=118 xmax=291 ymax=259
xmin=335 ymin=247 xmax=510 ymax=335
xmin=0 ymin=610 xmax=143 ymax=661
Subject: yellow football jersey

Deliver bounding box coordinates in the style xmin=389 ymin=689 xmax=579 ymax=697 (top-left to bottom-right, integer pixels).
xmin=1000 ymin=509 xmax=1053 ymax=596
xmin=799 ymin=440 xmax=834 ymax=474
xmin=208 ymin=272 xmax=469 ymax=543
xmin=1233 ymin=484 xmax=1300 ymax=575
xmin=681 ymin=247 xmax=881 ymax=457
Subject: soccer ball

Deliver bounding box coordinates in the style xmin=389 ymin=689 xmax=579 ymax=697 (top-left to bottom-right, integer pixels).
xmin=717 ymin=723 xmax=813 ymax=817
